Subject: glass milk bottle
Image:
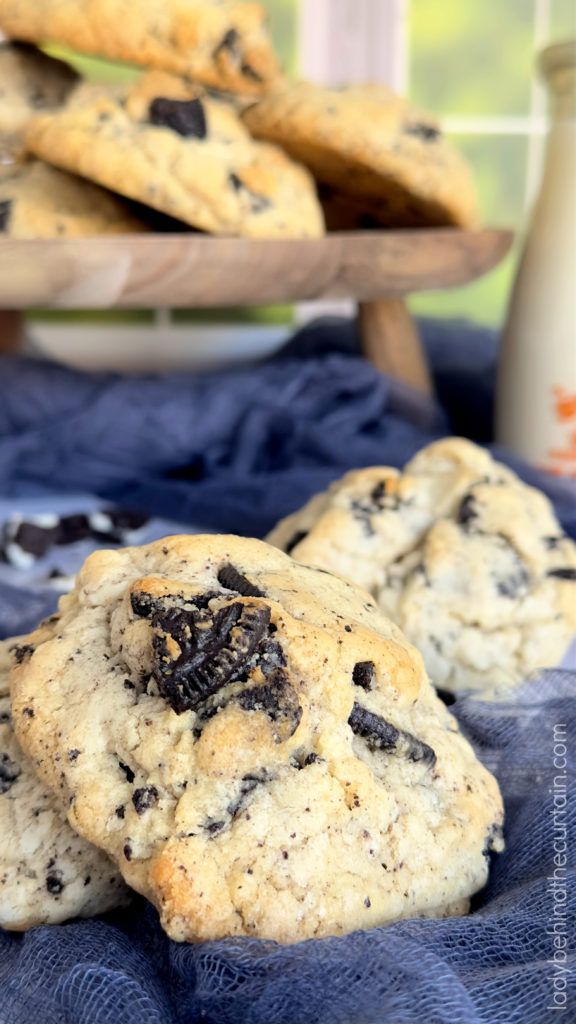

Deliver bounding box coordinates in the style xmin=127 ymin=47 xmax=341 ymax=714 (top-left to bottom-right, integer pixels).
xmin=496 ymin=40 xmax=576 ymax=477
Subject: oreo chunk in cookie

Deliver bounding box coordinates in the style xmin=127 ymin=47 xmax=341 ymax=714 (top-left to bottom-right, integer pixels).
xmin=349 ymin=703 xmax=436 ymax=767
xmin=0 ymin=199 xmax=12 ymax=232
xmin=149 ymin=97 xmax=207 ymax=139
xmin=353 ymin=661 xmax=376 ymax=691
xmin=130 ymin=585 xmax=273 ymax=714
xmin=214 ymin=28 xmax=241 ymax=64
xmin=135 ymin=578 xmax=300 ymax=735
xmin=236 ymin=669 xmax=303 ymax=742
xmin=217 ymin=564 xmax=265 ymax=598
xmin=404 ymin=122 xmax=442 ymax=142
xmin=229 ymin=172 xmax=271 ymax=213
xmin=0 ymin=752 xmax=20 ymax=794
xmin=157 ymin=601 xmax=271 ymax=713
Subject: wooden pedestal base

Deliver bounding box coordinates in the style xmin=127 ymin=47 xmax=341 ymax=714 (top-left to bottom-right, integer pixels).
xmin=0 ymin=311 xmax=23 ymax=354
xmin=0 ymin=229 xmax=514 ymax=385
xmin=358 ymin=299 xmax=433 ymax=396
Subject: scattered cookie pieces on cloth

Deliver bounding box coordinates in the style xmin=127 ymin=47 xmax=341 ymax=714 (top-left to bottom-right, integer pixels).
xmin=10 ymin=534 xmax=503 ymax=944
xmin=0 ymin=638 xmax=130 ymax=930
xmin=268 ymin=437 xmax=576 ymax=696
xmin=24 ymin=73 xmax=325 ymax=237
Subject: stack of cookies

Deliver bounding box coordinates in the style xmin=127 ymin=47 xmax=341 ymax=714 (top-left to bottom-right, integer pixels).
xmin=0 ymin=0 xmax=478 ymax=239
xmin=1 ymin=534 xmax=504 ymax=944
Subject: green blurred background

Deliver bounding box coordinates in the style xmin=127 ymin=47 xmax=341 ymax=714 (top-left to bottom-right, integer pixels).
xmin=40 ymin=0 xmax=576 ymax=331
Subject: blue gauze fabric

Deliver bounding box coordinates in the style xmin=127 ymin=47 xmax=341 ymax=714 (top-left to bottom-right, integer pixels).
xmin=0 ymin=318 xmax=575 ymax=1024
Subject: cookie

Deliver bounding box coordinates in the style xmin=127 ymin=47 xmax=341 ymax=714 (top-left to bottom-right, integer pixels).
xmin=0 ymin=635 xmax=129 ymax=931
xmin=25 ymin=74 xmax=325 ymax=238
xmin=0 ymin=0 xmax=279 ymax=95
xmin=0 ymin=40 xmax=78 ymax=140
xmin=267 ymin=439 xmax=576 ymax=696
xmin=243 ymin=82 xmax=479 ymax=228
xmin=11 ymin=534 xmax=503 ymax=945
xmin=0 ymin=157 xmax=147 ymax=237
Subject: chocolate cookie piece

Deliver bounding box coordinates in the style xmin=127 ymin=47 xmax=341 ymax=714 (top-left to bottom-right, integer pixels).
xmin=349 ymin=703 xmax=436 ymax=767
xmin=226 ymin=769 xmax=270 ymax=819
xmin=458 ymin=494 xmax=479 ymax=527
xmin=143 ymin=590 xmax=300 ymax=741
xmin=285 ymin=530 xmax=308 ymax=555
xmin=10 ymin=534 xmax=504 ymax=945
xmin=0 ymin=198 xmax=11 ymax=231
xmin=548 ymin=568 xmax=576 ymax=580
xmin=0 ymin=752 xmax=20 ymax=793
xmin=352 ymin=661 xmax=376 ymax=691
xmin=132 ymin=787 xmax=158 ymax=815
xmin=151 ymin=600 xmax=271 ymax=714
xmin=236 ymin=669 xmax=303 ymax=742
xmin=149 ymin=97 xmax=207 ymax=139
xmin=404 ymin=122 xmax=442 ymax=142
xmin=0 ymin=508 xmax=148 ymax=565
xmin=228 ymin=171 xmax=271 ymax=213
xmin=217 ymin=564 xmax=265 ymax=598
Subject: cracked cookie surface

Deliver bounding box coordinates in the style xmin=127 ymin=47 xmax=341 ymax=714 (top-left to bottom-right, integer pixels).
xmin=243 ymin=81 xmax=478 ymax=228
xmin=268 ymin=438 xmax=576 ymax=696
xmin=11 ymin=534 xmax=503 ymax=944
xmin=25 ymin=73 xmax=324 ymax=238
xmin=0 ymin=637 xmax=129 ymax=931
xmin=0 ymin=0 xmax=279 ymax=95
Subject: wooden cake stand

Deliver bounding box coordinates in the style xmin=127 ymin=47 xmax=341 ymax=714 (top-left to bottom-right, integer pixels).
xmin=0 ymin=227 xmax=513 ymax=395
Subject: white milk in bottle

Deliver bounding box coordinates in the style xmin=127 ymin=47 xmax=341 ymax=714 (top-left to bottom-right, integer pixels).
xmin=496 ymin=40 xmax=576 ymax=477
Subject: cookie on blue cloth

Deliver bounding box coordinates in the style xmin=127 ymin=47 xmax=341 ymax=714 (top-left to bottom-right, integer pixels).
xmin=11 ymin=535 xmax=503 ymax=944
xmin=0 ymin=636 xmax=130 ymax=931
xmin=268 ymin=438 xmax=576 ymax=696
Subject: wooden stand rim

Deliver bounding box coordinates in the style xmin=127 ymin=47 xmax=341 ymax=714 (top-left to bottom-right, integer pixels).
xmin=0 ymin=227 xmax=513 ymax=310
